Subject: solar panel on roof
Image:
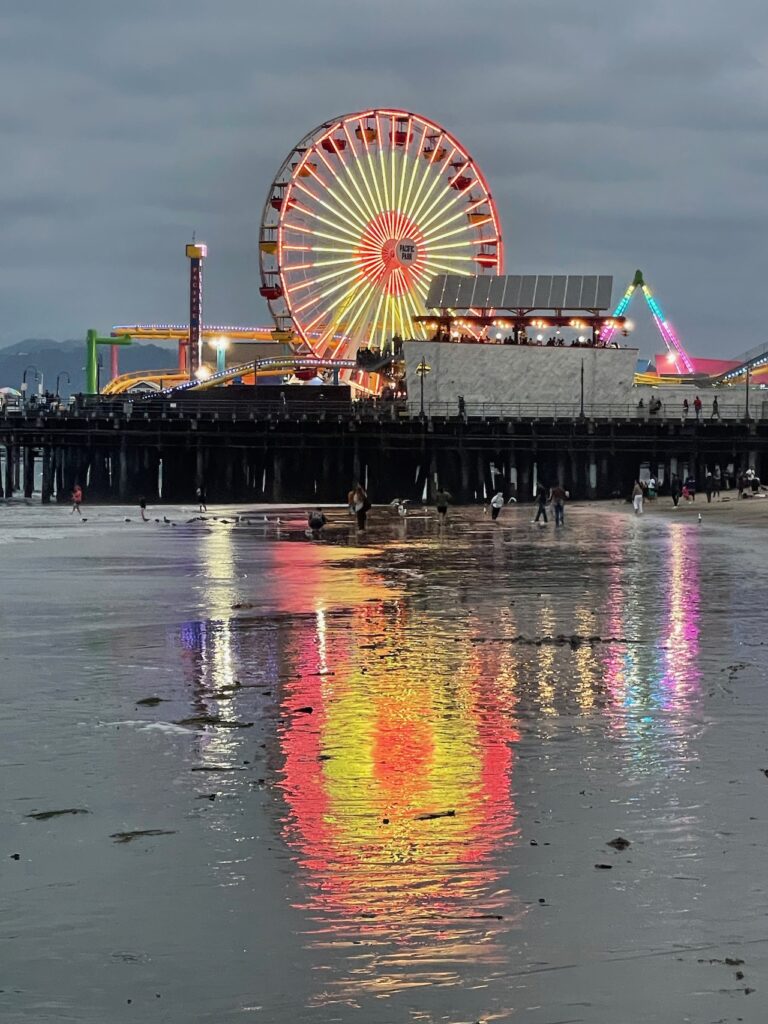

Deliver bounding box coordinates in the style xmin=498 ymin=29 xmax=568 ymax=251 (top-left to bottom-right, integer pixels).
xmin=533 ymin=275 xmax=553 ymax=307
xmin=580 ymin=275 xmax=598 ymax=307
xmin=503 ymin=275 xmax=522 ymax=306
xmin=441 ymin=275 xmax=463 ymax=307
xmin=455 ymin=276 xmax=477 ymax=307
xmin=487 ymin=276 xmax=507 ymax=306
xmin=425 ymin=275 xmax=448 ymax=309
xmin=549 ymin=276 xmax=567 ymax=307
xmin=596 ymin=276 xmax=613 ymax=309
xmin=519 ymin=275 xmax=537 ymax=306
xmin=564 ymin=276 xmax=582 ymax=307
xmin=471 ymin=276 xmax=493 ymax=308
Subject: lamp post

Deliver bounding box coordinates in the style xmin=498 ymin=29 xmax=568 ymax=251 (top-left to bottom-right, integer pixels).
xmin=55 ymin=370 xmax=71 ymax=398
xmin=580 ymin=359 xmax=585 ymax=418
xmin=21 ymin=365 xmax=39 ymax=410
xmin=96 ymin=354 xmax=104 ymax=394
xmin=415 ymin=357 xmax=431 ymax=419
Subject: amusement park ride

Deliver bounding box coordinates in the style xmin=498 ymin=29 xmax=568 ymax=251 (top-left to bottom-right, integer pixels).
xmin=94 ymin=107 xmax=767 ymax=397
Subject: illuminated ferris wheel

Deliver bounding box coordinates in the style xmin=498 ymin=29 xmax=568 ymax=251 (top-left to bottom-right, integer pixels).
xmin=259 ymin=109 xmax=503 ymax=360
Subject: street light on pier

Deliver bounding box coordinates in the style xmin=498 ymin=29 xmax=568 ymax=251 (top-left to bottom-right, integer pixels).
xmin=415 ymin=357 xmax=431 ymax=419
xmin=21 ymin=365 xmax=39 ymax=410
xmin=55 ymin=370 xmax=71 ymax=398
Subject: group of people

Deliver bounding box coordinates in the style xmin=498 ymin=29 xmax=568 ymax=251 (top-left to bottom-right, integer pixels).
xmin=632 ymin=466 xmax=735 ymax=513
xmin=430 ymin=329 xmax=611 ymax=348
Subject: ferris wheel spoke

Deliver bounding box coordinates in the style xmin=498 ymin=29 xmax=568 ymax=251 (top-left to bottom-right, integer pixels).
xmin=306 ymin=157 xmax=383 ymax=238
xmin=289 ymin=186 xmax=367 ymax=242
xmin=304 ymin=169 xmax=373 ymax=238
xmin=406 ymin=161 xmax=459 ymax=232
xmin=420 ymin=197 xmax=488 ymax=241
xmin=339 ymin=121 xmax=382 ymax=224
xmin=410 ymin=173 xmax=468 ymax=236
xmin=399 ymin=125 xmax=432 ymax=226
xmin=405 ymin=142 xmax=458 ymax=226
xmin=284 ymin=258 xmax=366 ymax=296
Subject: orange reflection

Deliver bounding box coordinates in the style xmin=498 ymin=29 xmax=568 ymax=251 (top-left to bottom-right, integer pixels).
xmin=278 ymin=599 xmax=520 ymax=998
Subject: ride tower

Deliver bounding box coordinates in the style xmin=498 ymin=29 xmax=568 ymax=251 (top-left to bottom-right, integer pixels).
xmin=601 ymin=269 xmax=694 ymax=374
xmin=186 ymin=241 xmax=207 ymax=377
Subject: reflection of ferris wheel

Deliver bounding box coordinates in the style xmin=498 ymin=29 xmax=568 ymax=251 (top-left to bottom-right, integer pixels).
xmin=259 ymin=108 xmax=503 ymax=360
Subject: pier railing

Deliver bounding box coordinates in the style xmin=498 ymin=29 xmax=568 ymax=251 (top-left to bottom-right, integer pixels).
xmin=3 ymin=396 xmax=765 ymax=423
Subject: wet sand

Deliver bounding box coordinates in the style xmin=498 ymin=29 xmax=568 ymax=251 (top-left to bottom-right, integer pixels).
xmin=1 ymin=501 xmax=767 ymax=1022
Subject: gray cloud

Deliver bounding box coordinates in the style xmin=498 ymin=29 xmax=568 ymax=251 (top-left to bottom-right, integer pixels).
xmin=1 ymin=0 xmax=767 ymax=358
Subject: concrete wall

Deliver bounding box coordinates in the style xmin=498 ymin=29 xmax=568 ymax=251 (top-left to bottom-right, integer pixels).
xmin=403 ymin=341 xmax=638 ymax=408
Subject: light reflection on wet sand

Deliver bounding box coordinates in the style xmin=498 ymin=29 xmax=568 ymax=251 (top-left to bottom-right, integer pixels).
xmin=172 ymin=513 xmax=710 ymax=1013
xmin=5 ymin=505 xmax=768 ymax=1023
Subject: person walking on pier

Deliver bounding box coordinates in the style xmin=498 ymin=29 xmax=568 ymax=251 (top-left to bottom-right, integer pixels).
xmin=682 ymin=399 xmax=689 ymax=420
xmin=533 ymin=482 xmax=548 ymax=524
xmin=551 ymin=483 xmax=567 ymax=526
xmin=196 ymin=486 xmax=207 ymax=513
xmin=694 ymin=395 xmax=702 ymax=421
xmin=71 ymin=483 xmax=83 ymax=516
xmin=712 ymin=396 xmax=720 ymax=421
xmin=632 ymin=481 xmax=644 ymax=515
xmin=348 ymin=484 xmax=370 ymax=532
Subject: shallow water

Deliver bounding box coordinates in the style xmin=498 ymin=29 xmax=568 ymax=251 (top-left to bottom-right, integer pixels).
xmin=1 ymin=502 xmax=767 ymax=1022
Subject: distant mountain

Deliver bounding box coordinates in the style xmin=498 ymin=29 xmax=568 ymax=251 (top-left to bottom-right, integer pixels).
xmin=0 ymin=339 xmax=177 ymax=395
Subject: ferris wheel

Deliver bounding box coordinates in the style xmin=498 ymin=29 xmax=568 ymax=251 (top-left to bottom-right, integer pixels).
xmin=259 ymin=109 xmax=503 ymax=361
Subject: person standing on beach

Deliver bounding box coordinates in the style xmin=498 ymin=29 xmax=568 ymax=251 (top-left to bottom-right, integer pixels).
xmin=490 ymin=491 xmax=504 ymax=521
xmin=139 ymin=497 xmax=149 ymax=522
xmin=348 ymin=484 xmax=369 ymax=531
xmin=632 ymin=481 xmax=644 ymax=515
xmin=533 ymin=482 xmax=548 ymax=524
xmin=670 ymin=474 xmax=681 ymax=507
xmin=196 ymin=486 xmax=207 ymax=513
xmin=71 ymin=483 xmax=83 ymax=516
xmin=435 ymin=488 xmax=451 ymax=523
xmin=713 ymin=465 xmax=721 ymax=499
xmin=704 ymin=472 xmax=714 ymax=503
xmin=550 ymin=483 xmax=567 ymax=526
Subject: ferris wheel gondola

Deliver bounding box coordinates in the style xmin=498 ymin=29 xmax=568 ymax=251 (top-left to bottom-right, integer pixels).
xmin=258 ymin=108 xmax=503 ymax=365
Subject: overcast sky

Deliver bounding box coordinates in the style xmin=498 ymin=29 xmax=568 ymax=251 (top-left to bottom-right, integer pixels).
xmin=2 ymin=0 xmax=766 ymax=358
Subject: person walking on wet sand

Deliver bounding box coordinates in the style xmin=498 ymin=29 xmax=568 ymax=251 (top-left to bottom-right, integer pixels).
xmin=348 ymin=484 xmax=370 ymax=531
xmin=490 ymin=491 xmax=504 ymax=521
xmin=533 ymin=482 xmax=548 ymax=524
xmin=71 ymin=483 xmax=83 ymax=516
xmin=196 ymin=485 xmax=207 ymax=513
xmin=435 ymin=488 xmax=451 ymax=523
xmin=632 ymin=480 xmax=644 ymax=514
xmin=550 ymin=483 xmax=567 ymax=526
xmin=139 ymin=497 xmax=149 ymax=522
